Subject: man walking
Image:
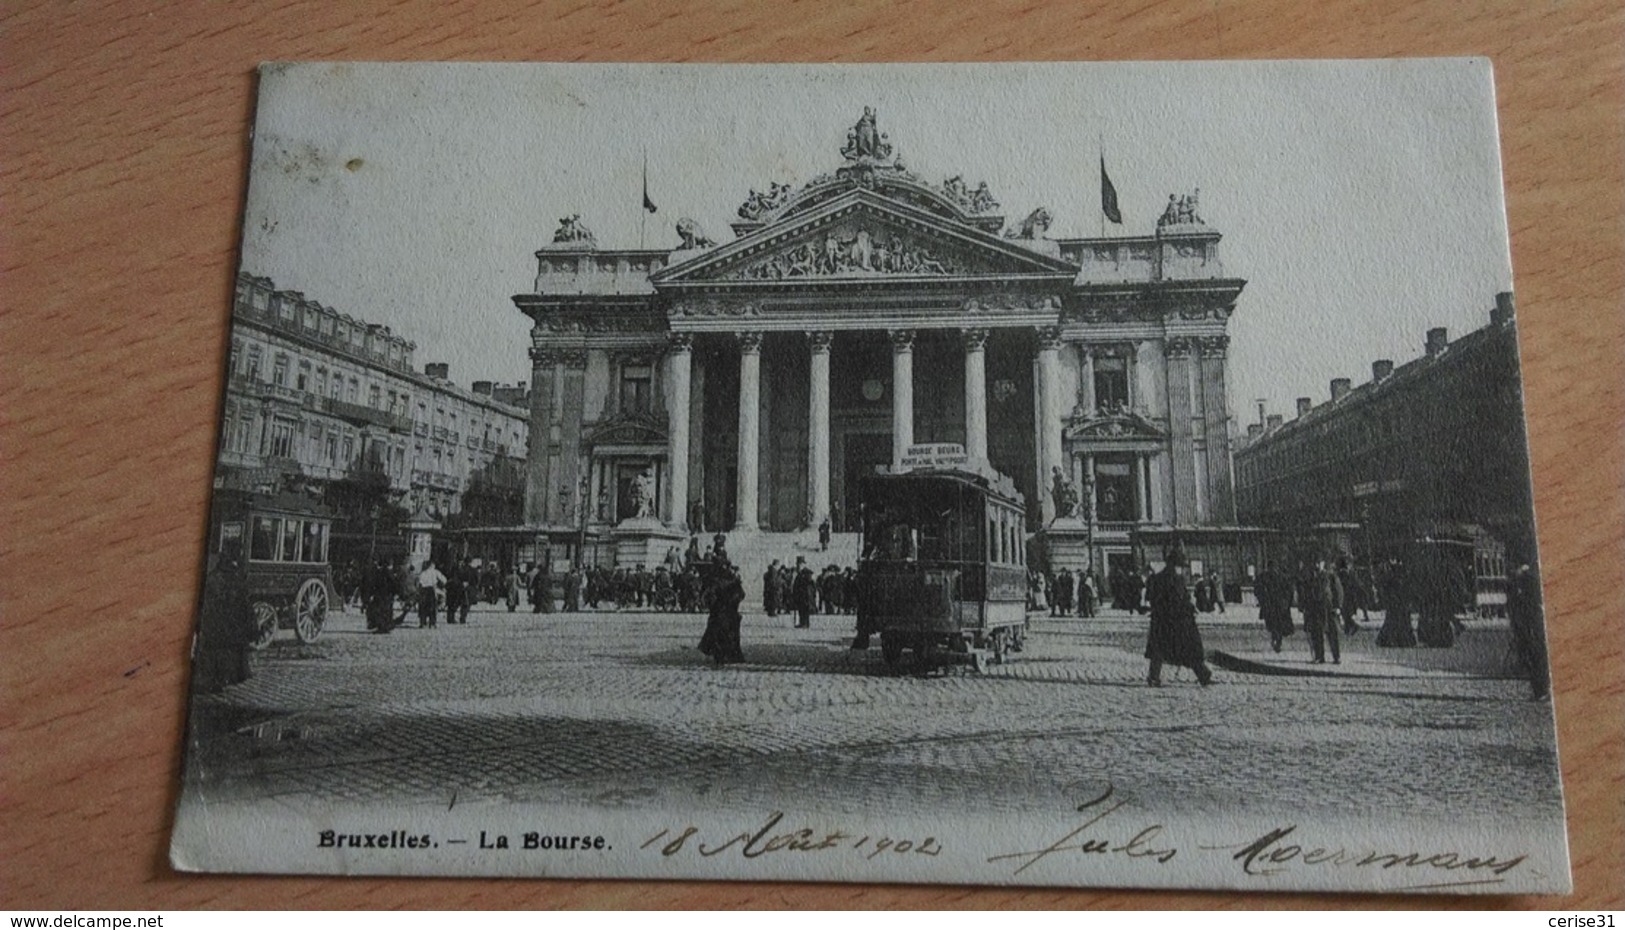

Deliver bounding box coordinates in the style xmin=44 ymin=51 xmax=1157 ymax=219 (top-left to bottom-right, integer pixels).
xmin=1296 ymin=557 xmax=1342 ymax=664
xmin=416 ymin=559 xmax=445 ymax=628
xmin=1144 ymin=543 xmax=1213 ymax=687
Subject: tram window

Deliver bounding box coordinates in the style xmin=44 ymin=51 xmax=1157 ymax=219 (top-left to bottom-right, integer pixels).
xmin=989 ymin=518 xmax=998 ymax=564
xmin=300 ymin=522 xmax=327 ymax=563
xmin=250 ymin=516 xmax=280 ymax=561
xmin=281 ymin=519 xmax=301 ymax=563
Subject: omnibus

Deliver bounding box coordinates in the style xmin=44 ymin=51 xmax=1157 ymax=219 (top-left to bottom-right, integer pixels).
xmin=211 ymin=489 xmax=335 ymax=647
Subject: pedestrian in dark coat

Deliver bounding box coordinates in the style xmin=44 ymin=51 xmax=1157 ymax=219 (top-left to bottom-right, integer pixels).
xmin=1506 ymin=559 xmax=1550 ymax=700
xmin=504 ymin=565 xmax=522 ymax=612
xmin=1296 ymin=559 xmax=1342 ymax=664
xmin=363 ymin=559 xmax=400 ymax=633
xmin=1144 ymin=546 xmax=1213 ymax=687
xmin=763 ymin=560 xmax=781 ymax=616
xmin=193 ymin=552 xmax=255 ymax=692
xmin=564 ymin=566 xmax=583 ymax=612
xmin=444 ymin=562 xmax=467 ymax=625
xmin=1375 ymin=559 xmax=1416 ymax=647
xmin=530 ymin=561 xmax=553 ymax=614
xmin=793 ymin=567 xmax=816 ymax=628
xmin=819 ymin=518 xmax=831 ymax=552
xmin=698 ymin=564 xmax=746 ymax=664
xmin=1256 ymin=564 xmax=1295 ymax=652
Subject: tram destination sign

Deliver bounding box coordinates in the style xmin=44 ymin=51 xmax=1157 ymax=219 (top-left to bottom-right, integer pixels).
xmin=897 ymin=443 xmax=969 ymax=470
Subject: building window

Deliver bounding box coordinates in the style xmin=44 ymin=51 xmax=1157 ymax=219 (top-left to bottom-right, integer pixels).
xmin=369 ymin=384 xmax=381 ymax=408
xmin=272 ymin=354 xmax=290 ymax=387
xmin=1094 ymin=356 xmax=1129 ymax=411
xmin=277 ymin=297 xmax=294 ymax=321
xmin=320 ymin=316 xmax=334 ymax=336
xmin=325 ymin=432 xmax=338 ymax=464
xmin=1092 ymin=455 xmax=1138 ymax=523
xmin=347 ymin=377 xmax=359 ymax=402
xmin=316 ymin=368 xmax=327 ymax=396
xmin=620 ymin=364 xmax=653 ymax=413
xmin=269 ymin=421 xmax=295 ymax=458
xmin=342 ymin=436 xmax=354 ymax=464
xmin=244 ymin=345 xmax=262 ymax=380
xmin=296 ymin=361 xmax=311 ymax=392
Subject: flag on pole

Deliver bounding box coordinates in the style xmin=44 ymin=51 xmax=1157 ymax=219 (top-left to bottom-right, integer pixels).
xmin=1100 ymin=155 xmax=1122 ymax=225
xmin=642 ymin=153 xmax=658 ymax=213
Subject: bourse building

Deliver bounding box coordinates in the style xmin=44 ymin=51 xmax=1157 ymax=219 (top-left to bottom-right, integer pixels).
xmin=514 ymin=109 xmax=1246 ymax=580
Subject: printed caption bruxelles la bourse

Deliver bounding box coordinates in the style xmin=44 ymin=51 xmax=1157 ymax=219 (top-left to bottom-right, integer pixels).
xmin=317 ymin=830 xmax=609 ymax=851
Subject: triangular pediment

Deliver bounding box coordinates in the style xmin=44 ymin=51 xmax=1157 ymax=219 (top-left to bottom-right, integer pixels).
xmin=1064 ymin=408 xmax=1167 ymax=443
xmin=652 ymin=188 xmax=1075 ymax=286
xmin=585 ymin=410 xmax=668 ymax=447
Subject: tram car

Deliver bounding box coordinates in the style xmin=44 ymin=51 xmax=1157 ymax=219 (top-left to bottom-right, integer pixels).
xmin=852 ymin=467 xmax=1028 ymax=671
xmin=210 ymin=489 xmax=335 ymax=648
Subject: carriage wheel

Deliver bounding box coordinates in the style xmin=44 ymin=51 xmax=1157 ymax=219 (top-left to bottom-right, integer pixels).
xmin=881 ymin=633 xmax=904 ymax=667
xmin=294 ymin=579 xmax=328 ymax=644
xmin=249 ymin=601 xmax=278 ymax=650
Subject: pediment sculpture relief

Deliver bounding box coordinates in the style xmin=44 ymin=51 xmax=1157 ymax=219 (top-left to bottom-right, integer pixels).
xmin=724 ymin=226 xmax=970 ymax=280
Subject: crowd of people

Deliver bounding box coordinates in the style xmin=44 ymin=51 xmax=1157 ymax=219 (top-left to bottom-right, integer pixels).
xmin=761 ymin=558 xmax=857 ymax=628
xmin=1027 ymin=566 xmax=1230 ymax=619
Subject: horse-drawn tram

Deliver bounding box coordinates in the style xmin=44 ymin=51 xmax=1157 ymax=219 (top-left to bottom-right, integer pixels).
xmin=852 ymin=466 xmax=1028 ymax=672
xmin=210 ymin=489 xmax=335 ymax=648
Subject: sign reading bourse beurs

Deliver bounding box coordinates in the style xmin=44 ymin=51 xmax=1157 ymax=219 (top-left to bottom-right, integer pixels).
xmin=897 ymin=443 xmax=969 ymax=470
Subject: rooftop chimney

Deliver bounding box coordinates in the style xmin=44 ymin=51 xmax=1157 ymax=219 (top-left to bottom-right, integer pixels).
xmin=1372 ymin=359 xmax=1394 ymax=382
xmin=425 ymin=362 xmax=450 ymax=380
xmin=1296 ymin=397 xmax=1312 ymax=418
xmin=1330 ymin=378 xmax=1352 ymax=402
xmin=1492 ymin=291 xmax=1516 ymax=326
xmin=1266 ymin=414 xmax=1283 ymax=431
xmin=1247 ymin=423 xmax=1263 ymax=440
xmin=471 ymin=380 xmax=493 ymax=396
xmin=1425 ymin=328 xmax=1449 ymax=358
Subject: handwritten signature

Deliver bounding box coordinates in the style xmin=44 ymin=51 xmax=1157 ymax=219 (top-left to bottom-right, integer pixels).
xmin=642 ymin=812 xmax=941 ymax=862
xmin=1218 ymin=825 xmax=1528 ymax=890
xmin=986 ymin=785 xmax=1177 ymax=876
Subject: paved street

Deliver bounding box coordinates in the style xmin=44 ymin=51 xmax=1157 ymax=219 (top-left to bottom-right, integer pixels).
xmin=184 ymin=601 xmax=1563 ymax=829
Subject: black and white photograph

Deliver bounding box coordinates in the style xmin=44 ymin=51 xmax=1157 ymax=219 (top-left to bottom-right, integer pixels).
xmin=171 ymin=61 xmax=1568 ymax=893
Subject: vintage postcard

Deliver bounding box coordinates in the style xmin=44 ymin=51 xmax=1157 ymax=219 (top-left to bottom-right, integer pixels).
xmin=171 ymin=61 xmax=1568 ymax=893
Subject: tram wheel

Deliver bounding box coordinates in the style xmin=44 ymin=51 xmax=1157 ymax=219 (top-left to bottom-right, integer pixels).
xmin=249 ymin=601 xmax=278 ymax=650
xmin=294 ymin=579 xmax=328 ymax=644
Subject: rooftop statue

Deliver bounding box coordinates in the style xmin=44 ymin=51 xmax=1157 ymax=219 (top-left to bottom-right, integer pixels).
xmin=675 ymin=217 xmax=716 ymax=250
xmin=736 ymin=181 xmax=793 ymax=222
xmin=1157 ymin=189 xmax=1204 ymax=228
xmin=841 ymin=106 xmax=893 ymax=162
xmin=1005 ymin=207 xmax=1053 ymax=240
xmin=552 ymin=213 xmax=596 ymax=244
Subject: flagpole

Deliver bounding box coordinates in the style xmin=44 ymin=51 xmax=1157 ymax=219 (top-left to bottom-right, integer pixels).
xmin=1098 ymin=132 xmax=1106 ymax=239
xmin=640 ymin=148 xmax=647 ymax=250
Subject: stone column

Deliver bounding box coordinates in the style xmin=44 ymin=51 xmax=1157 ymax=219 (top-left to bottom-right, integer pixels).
xmin=962 ymin=328 xmax=989 ymax=464
xmin=523 ymin=344 xmax=558 ymax=525
xmin=889 ymin=329 xmax=915 ymax=466
xmin=1079 ymin=344 xmax=1096 ymax=415
xmin=1085 ymin=453 xmax=1097 ymax=523
xmin=807 ymin=331 xmax=833 ymax=528
xmin=1164 ymin=336 xmax=1198 ymax=523
xmin=1036 ymin=326 xmax=1064 ymax=524
xmin=735 ymin=331 xmax=763 ymax=530
xmin=665 ymin=334 xmax=692 ymax=528
xmin=1137 ymin=453 xmax=1151 ymax=522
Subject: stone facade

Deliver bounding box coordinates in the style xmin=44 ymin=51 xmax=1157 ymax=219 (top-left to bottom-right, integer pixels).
xmin=513 ymin=111 xmax=1246 ymax=576
xmin=222 ymin=274 xmax=530 ymax=546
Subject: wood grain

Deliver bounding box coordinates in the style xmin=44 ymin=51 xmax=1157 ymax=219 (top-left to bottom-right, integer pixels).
xmin=4 ymin=0 xmax=1620 ymax=909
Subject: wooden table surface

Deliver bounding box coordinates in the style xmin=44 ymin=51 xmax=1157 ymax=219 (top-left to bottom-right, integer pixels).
xmin=5 ymin=0 xmax=1621 ymax=910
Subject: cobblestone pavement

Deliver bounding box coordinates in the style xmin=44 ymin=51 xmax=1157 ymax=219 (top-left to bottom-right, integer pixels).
xmin=184 ymin=603 xmax=1563 ymax=828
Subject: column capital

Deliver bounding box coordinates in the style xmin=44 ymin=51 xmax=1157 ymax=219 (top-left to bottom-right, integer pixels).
xmin=888 ymin=328 xmax=916 ymax=351
xmin=806 ymin=330 xmax=834 ymax=352
xmin=1165 ymin=336 xmax=1195 ymax=359
xmin=1037 ymin=325 xmax=1064 ymax=351
xmin=1195 ymin=334 xmax=1230 ymax=358
xmin=736 ymin=331 xmax=763 ymax=353
xmin=667 ymin=332 xmax=694 ymax=353
xmin=960 ymin=327 xmax=989 ymax=351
